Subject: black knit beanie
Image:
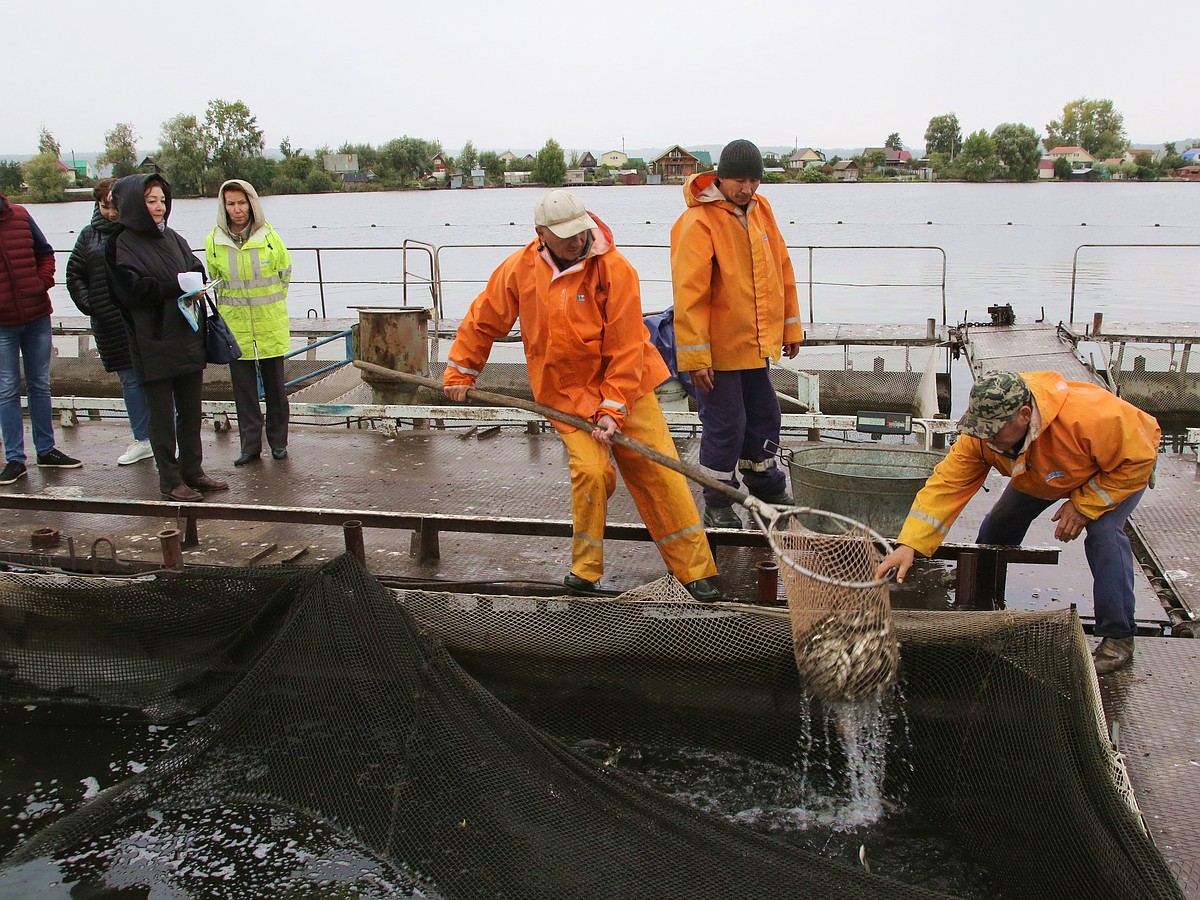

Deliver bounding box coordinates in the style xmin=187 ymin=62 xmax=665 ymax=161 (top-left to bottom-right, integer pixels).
xmin=717 ymin=139 xmax=763 ymax=180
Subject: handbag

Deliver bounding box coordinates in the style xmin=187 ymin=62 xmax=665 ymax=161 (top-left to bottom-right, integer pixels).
xmin=204 ymin=296 xmax=242 ymax=364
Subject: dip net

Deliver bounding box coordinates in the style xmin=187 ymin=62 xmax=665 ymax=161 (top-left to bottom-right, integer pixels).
xmin=0 ymin=555 xmax=1184 ymax=899
xmin=766 ymin=508 xmax=900 ymax=702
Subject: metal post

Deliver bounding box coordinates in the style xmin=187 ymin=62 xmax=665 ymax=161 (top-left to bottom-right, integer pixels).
xmin=409 ymin=518 xmax=441 ymax=563
xmin=182 ymin=514 xmax=199 ymax=547
xmin=344 ymin=520 xmax=366 ymax=565
xmin=755 ymin=560 xmax=780 ymax=605
xmin=315 ymin=249 xmax=327 ymax=317
xmin=157 ymin=528 xmax=183 ymax=571
xmin=956 ymin=551 xmax=978 ymax=608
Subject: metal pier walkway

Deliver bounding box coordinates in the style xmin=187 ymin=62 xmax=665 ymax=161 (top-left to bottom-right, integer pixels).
xmin=960 ymin=321 xmax=1102 ymax=382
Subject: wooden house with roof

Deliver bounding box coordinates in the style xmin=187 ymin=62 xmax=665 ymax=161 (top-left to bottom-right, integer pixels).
xmin=651 ymin=145 xmax=701 ymax=179
xmin=1045 ymin=146 xmax=1096 ymax=169
xmin=787 ymin=148 xmax=826 ymax=170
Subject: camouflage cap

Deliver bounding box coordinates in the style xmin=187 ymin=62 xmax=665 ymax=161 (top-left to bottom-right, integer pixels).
xmin=957 ymin=371 xmax=1031 ymax=439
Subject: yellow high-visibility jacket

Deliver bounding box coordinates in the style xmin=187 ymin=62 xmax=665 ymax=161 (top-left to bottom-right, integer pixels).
xmin=669 ymin=171 xmax=803 ymax=372
xmin=206 ymin=180 xmax=292 ymax=360
xmin=897 ymin=371 xmax=1161 ymax=556
xmin=444 ymin=214 xmax=668 ymax=433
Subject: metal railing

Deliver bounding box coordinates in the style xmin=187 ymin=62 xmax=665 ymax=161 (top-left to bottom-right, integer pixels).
xmin=54 ymin=241 xmax=948 ymax=323
xmin=1069 ymin=243 xmax=1200 ymax=322
xmin=431 ymin=242 xmax=948 ymax=324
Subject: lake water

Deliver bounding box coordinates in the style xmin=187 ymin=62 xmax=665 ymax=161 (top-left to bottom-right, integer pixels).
xmin=28 ymin=182 xmax=1200 ymax=325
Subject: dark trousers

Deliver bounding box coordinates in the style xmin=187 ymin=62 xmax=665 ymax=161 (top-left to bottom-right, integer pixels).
xmin=142 ymin=371 xmax=204 ymax=492
xmin=694 ymin=366 xmax=788 ymax=506
xmin=230 ymin=356 xmax=289 ymax=456
xmin=977 ymin=483 xmax=1146 ymax=638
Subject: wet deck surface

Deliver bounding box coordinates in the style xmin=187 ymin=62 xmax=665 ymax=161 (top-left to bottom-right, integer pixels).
xmin=0 ymin=417 xmax=1184 ymax=623
xmin=1 ymin=419 xmax=1198 ymax=895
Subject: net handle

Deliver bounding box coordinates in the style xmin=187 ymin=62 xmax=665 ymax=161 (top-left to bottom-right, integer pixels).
xmin=750 ymin=505 xmax=895 ymax=590
xmin=358 ymin=363 xmax=896 ymax=590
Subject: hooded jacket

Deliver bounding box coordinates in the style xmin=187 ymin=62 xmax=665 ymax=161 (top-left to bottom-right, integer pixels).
xmin=0 ymin=195 xmax=55 ymax=327
xmin=669 ymin=172 xmax=803 ymax=372
xmin=896 ymin=371 xmax=1162 ymax=557
xmin=67 ymin=205 xmax=131 ymax=372
xmin=444 ymin=213 xmax=669 ymax=433
xmin=205 ymin=179 xmax=292 ymax=359
xmin=105 ymin=174 xmax=207 ymax=383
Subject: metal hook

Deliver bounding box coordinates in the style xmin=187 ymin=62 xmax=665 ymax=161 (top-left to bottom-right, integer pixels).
xmin=89 ymin=537 xmax=119 ymax=574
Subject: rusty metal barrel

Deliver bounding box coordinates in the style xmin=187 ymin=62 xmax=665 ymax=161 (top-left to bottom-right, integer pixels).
xmin=353 ymin=307 xmax=432 ymax=404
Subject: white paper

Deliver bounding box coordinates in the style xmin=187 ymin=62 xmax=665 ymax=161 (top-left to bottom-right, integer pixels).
xmin=177 ymin=272 xmax=204 ymax=293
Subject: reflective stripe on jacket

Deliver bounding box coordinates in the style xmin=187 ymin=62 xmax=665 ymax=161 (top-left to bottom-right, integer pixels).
xmin=669 ymin=172 xmax=803 ymax=372
xmin=444 ymin=213 xmax=669 ymax=433
xmin=206 ymin=223 xmax=292 ymax=359
xmin=896 ymin=371 xmax=1162 ymax=557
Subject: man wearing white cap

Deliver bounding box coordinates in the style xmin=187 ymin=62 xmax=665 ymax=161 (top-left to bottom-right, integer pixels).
xmin=444 ymin=190 xmax=721 ymax=601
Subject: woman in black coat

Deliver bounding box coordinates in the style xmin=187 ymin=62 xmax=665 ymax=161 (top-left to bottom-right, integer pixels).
xmin=67 ymin=178 xmax=154 ymax=467
xmin=105 ymin=173 xmax=227 ymax=501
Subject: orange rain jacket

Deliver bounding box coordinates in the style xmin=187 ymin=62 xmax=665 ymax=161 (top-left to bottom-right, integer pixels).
xmin=444 ymin=214 xmax=669 ymax=433
xmin=669 ymin=172 xmax=803 ymax=372
xmin=896 ymin=371 xmax=1162 ymax=557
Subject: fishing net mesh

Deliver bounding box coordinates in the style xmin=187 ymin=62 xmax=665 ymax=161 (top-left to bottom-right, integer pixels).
xmin=771 ymin=512 xmax=900 ymax=702
xmin=0 ymin=556 xmax=1185 ymax=900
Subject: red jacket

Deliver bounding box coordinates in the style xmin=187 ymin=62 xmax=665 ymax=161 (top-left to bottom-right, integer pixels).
xmin=0 ymin=197 xmax=55 ymax=326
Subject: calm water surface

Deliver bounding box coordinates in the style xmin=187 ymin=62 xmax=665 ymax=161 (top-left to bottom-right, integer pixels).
xmin=29 ymin=183 xmax=1200 ymax=324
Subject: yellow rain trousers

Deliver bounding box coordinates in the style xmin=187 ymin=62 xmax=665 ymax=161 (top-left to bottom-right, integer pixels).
xmin=559 ymin=392 xmax=717 ymax=586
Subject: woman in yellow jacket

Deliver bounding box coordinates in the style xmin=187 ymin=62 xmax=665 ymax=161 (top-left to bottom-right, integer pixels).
xmin=206 ymin=180 xmax=293 ymax=466
xmin=444 ymin=191 xmax=720 ymax=602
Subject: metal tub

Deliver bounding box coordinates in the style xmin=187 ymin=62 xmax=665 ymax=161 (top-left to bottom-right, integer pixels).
xmin=785 ymin=445 xmax=943 ymax=538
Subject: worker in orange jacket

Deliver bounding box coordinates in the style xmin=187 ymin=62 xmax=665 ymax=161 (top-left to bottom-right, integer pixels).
xmin=875 ymin=370 xmax=1161 ymax=674
xmin=444 ymin=190 xmax=720 ymax=602
xmin=670 ymin=139 xmax=804 ymax=529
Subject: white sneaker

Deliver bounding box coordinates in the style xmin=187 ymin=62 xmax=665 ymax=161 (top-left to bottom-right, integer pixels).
xmin=117 ymin=440 xmax=154 ymax=466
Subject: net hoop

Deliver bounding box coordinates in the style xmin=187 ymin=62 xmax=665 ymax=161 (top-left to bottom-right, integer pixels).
xmin=751 ymin=506 xmax=894 ymax=590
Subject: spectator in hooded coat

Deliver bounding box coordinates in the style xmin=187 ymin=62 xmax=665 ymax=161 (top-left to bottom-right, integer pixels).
xmin=105 ymin=173 xmax=227 ymax=502
xmin=67 ymin=178 xmax=153 ymax=466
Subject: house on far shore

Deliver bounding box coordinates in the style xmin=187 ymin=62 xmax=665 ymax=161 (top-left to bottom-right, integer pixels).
xmin=1102 ymin=157 xmax=1128 ymax=179
xmin=498 ymin=151 xmax=518 ymax=165
xmin=787 ymin=148 xmax=826 ymax=170
xmin=861 ymin=148 xmax=912 ymax=169
xmin=137 ymin=156 xmax=164 ymax=175
xmin=578 ymin=151 xmax=598 ymax=170
xmin=1172 ymin=164 xmax=1200 ymax=180
xmin=1045 ymin=146 xmax=1096 ymax=170
xmin=651 ymin=145 xmax=701 ymax=179
xmin=565 ymin=168 xmax=586 ymax=185
xmin=831 ymin=159 xmax=859 ymax=182
xmin=600 ymin=149 xmax=628 ymax=168
xmin=323 ymin=153 xmax=359 ymax=174
xmin=1038 ymin=158 xmax=1056 ymax=180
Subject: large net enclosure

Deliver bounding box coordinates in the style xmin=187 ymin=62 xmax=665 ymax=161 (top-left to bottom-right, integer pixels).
xmin=0 ymin=556 xmax=1182 ymax=899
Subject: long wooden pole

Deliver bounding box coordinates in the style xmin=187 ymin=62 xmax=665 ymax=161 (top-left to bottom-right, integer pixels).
xmin=352 ymin=360 xmax=769 ymax=516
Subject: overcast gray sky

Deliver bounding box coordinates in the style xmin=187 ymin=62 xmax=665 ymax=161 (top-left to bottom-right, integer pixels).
xmin=6 ymin=0 xmax=1192 ymax=158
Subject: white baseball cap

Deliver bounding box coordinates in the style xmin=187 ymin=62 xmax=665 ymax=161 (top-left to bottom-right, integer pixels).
xmin=533 ymin=190 xmax=597 ymax=238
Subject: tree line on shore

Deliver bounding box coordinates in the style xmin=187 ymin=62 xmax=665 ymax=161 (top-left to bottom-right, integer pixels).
xmin=4 ymin=96 xmax=1196 ymax=203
